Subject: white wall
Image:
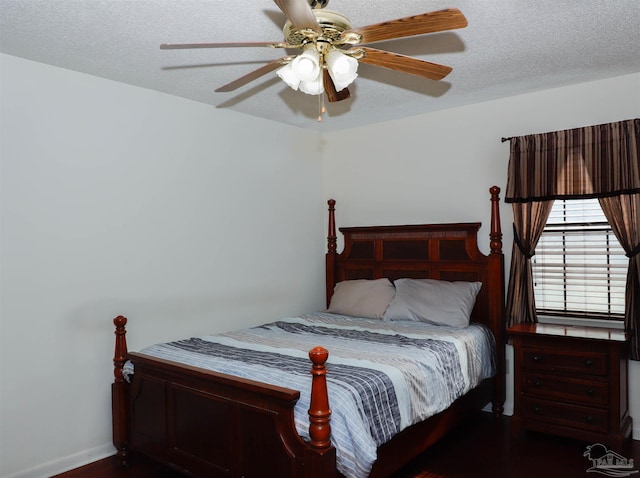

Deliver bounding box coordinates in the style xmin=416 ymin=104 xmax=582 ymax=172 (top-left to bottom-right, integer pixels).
xmin=1 ymin=53 xmax=638 ymax=478
xmin=323 ymin=72 xmax=640 ymax=437
xmin=0 ymin=54 xmax=325 ymax=477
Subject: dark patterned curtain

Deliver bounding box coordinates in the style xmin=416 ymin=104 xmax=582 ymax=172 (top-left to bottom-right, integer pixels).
xmin=599 ymin=194 xmax=640 ymax=360
xmin=505 ymin=119 xmax=640 ymax=202
xmin=505 ymin=201 xmax=554 ymax=328
xmin=504 ymin=119 xmax=640 ymax=360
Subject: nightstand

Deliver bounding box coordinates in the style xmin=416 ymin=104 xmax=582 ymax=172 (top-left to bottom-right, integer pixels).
xmin=508 ymin=323 xmax=632 ymax=451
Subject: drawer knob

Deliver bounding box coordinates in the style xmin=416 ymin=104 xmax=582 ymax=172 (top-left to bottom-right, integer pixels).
xmin=585 ymin=359 xmax=593 ymax=367
xmin=534 ymin=380 xmax=543 ymax=387
xmin=533 ymin=406 xmax=541 ymax=414
xmin=586 ymin=416 xmax=594 ymax=424
xmin=533 ymin=355 xmax=542 ymax=362
xmin=587 ymin=388 xmax=595 ymax=396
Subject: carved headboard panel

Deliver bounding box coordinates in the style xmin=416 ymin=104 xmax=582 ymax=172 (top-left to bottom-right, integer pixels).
xmin=328 ymin=223 xmax=490 ymax=322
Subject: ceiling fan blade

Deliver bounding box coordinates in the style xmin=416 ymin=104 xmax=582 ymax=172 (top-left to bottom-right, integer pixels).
xmin=323 ymin=70 xmax=350 ymax=102
xmin=357 ymin=47 xmax=452 ymax=80
xmin=344 ymin=8 xmax=467 ymax=45
xmin=161 ymin=41 xmax=292 ymax=50
xmin=215 ymin=57 xmax=294 ymax=92
xmin=273 ymin=0 xmax=321 ymax=33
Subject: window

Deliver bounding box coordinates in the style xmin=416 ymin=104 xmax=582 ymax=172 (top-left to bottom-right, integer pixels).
xmin=532 ymin=198 xmax=627 ymax=320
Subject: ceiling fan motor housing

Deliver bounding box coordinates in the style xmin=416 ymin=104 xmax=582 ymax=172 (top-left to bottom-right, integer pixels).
xmin=283 ymin=10 xmax=352 ymax=46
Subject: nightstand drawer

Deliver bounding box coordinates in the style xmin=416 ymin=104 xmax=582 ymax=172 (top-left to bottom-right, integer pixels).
xmin=522 ymin=347 xmax=607 ymax=376
xmin=522 ymin=397 xmax=608 ymax=433
xmin=522 ymin=373 xmax=608 ymax=406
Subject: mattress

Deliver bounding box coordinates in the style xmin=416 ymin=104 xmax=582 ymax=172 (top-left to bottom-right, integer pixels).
xmin=125 ymin=312 xmax=496 ymax=478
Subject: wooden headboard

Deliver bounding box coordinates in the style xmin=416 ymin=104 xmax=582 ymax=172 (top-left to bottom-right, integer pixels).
xmin=325 ymin=186 xmax=506 ymax=412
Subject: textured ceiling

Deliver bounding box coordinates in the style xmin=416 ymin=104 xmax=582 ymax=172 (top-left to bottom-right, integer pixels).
xmin=1 ymin=0 xmax=639 ymax=132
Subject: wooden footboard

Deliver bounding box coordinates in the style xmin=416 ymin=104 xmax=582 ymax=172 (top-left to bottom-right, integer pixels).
xmin=112 ymin=317 xmax=337 ymax=478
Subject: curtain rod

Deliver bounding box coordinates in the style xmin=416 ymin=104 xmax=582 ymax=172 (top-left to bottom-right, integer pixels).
xmin=501 ymin=137 xmax=513 ymax=143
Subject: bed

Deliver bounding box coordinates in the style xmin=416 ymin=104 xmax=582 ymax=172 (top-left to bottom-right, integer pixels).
xmin=112 ymin=186 xmax=506 ymax=478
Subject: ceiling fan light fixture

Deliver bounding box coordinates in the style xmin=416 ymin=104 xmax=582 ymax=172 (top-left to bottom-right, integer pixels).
xmin=326 ymin=49 xmax=358 ymax=91
xmin=163 ymin=3 xmax=469 ymax=110
xmin=277 ymin=47 xmax=324 ymax=95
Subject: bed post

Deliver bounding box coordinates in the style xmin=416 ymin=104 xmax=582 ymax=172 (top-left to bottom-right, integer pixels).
xmin=307 ymin=346 xmax=336 ymax=477
xmin=112 ymin=315 xmax=129 ymax=465
xmin=326 ymin=199 xmax=337 ymax=307
xmin=308 ymin=346 xmax=332 ymax=449
xmin=489 ymin=186 xmax=505 ymax=416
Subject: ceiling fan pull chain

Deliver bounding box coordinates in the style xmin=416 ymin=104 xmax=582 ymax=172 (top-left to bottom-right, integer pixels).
xmin=317 ymin=92 xmax=325 ymax=122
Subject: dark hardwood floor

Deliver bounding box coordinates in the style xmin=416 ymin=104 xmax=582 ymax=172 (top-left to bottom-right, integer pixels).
xmin=54 ymin=412 xmax=639 ymax=478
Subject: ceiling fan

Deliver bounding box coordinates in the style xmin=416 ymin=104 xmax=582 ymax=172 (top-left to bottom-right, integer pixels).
xmin=161 ymin=0 xmax=467 ymax=114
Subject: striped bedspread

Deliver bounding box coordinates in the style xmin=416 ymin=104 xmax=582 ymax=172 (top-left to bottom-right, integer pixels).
xmin=127 ymin=312 xmax=496 ymax=478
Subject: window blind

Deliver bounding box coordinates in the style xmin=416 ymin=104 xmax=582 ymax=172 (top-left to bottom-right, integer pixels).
xmin=533 ymin=198 xmax=627 ymax=319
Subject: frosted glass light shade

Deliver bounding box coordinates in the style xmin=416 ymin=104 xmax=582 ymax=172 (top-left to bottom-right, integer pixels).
xmin=298 ymin=71 xmax=324 ymax=95
xmin=291 ymin=49 xmax=321 ymax=82
xmin=276 ymin=62 xmax=301 ymax=90
xmin=326 ymin=50 xmax=358 ymax=91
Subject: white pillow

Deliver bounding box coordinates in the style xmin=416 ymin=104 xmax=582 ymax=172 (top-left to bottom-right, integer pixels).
xmin=327 ymin=278 xmax=396 ymax=319
xmin=383 ymin=278 xmax=482 ymax=327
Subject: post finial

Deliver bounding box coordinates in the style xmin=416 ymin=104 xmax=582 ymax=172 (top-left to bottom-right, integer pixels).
xmin=489 ymin=186 xmax=503 ymax=254
xmin=327 ymin=199 xmax=337 ymax=254
xmin=113 ymin=316 xmax=128 ymax=383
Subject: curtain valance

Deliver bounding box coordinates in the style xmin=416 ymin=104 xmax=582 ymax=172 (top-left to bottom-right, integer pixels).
xmin=505 ymin=119 xmax=640 ymax=203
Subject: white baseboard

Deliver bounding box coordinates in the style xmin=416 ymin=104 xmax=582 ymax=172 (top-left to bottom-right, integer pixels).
xmin=502 ymin=398 xmax=514 ymax=416
xmin=2 ymin=443 xmax=114 ymax=478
